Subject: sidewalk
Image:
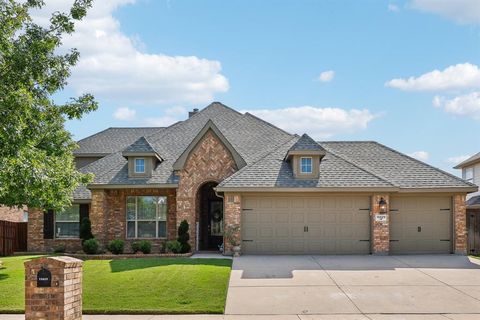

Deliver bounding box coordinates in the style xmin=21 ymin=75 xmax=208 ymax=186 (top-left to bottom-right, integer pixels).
xmin=2 ymin=314 xmax=480 ymax=319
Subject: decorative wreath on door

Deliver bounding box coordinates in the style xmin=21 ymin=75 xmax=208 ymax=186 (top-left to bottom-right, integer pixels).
xmin=212 ymin=210 xmax=222 ymax=222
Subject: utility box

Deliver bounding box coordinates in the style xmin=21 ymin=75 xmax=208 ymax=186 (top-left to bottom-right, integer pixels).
xmin=25 ymin=256 xmax=83 ymax=320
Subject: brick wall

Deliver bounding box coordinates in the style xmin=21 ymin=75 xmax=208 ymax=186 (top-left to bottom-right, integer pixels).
xmin=371 ymin=194 xmax=390 ymax=255
xmin=223 ymin=193 xmax=242 ymax=254
xmin=25 ymin=256 xmax=83 ymax=320
xmin=28 ymin=208 xmax=44 ymax=252
xmin=176 ymin=129 xmax=237 ymax=250
xmin=0 ymin=205 xmax=25 ymax=222
xmin=454 ymin=194 xmax=467 ymax=255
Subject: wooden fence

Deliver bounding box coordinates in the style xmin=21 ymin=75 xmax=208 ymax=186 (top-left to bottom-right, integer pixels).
xmin=0 ymin=221 xmax=27 ymax=256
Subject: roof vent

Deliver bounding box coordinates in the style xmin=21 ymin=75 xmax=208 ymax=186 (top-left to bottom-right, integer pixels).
xmin=189 ymin=108 xmax=199 ymax=118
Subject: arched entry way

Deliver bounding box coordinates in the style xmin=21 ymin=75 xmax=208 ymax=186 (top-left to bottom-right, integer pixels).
xmin=198 ymin=182 xmax=224 ymax=251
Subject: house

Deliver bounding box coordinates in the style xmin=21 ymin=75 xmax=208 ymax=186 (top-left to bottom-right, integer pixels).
xmin=454 ymin=153 xmax=480 ymax=253
xmin=0 ymin=205 xmax=28 ymax=222
xmin=27 ymin=102 xmax=477 ymax=255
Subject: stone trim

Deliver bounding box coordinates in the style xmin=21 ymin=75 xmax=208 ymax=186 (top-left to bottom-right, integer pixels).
xmin=224 ymin=193 xmax=241 ymax=255
xmin=454 ymin=194 xmax=467 ymax=255
xmin=371 ymin=194 xmax=390 ymax=255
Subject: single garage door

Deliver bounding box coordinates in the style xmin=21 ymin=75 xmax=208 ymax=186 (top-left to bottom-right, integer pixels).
xmin=242 ymin=195 xmax=371 ymax=254
xmin=390 ymin=196 xmax=452 ymax=254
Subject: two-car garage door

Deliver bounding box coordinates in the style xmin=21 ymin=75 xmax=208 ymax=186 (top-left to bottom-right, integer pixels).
xmin=242 ymin=195 xmax=371 ymax=254
xmin=241 ymin=195 xmax=453 ymax=255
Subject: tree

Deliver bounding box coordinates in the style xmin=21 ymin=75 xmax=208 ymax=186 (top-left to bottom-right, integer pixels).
xmin=177 ymin=220 xmax=191 ymax=253
xmin=0 ymin=0 xmax=98 ymax=210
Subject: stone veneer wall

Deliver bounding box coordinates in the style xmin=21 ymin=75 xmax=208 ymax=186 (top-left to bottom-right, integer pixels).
xmin=90 ymin=188 xmax=177 ymax=253
xmin=0 ymin=205 xmax=25 ymax=222
xmin=27 ymin=208 xmax=44 ymax=252
xmin=176 ymin=130 xmax=238 ymax=250
xmin=454 ymin=194 xmax=467 ymax=255
xmin=371 ymin=194 xmax=390 ymax=255
xmin=223 ymin=193 xmax=242 ymax=254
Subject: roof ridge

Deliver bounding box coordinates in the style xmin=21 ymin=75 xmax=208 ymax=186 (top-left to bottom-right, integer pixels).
xmin=243 ymin=112 xmax=294 ymax=137
xmin=76 ymin=127 xmax=112 ymax=144
xmin=372 ymin=141 xmax=477 ymax=187
xmin=324 ymin=147 xmax=396 ymax=187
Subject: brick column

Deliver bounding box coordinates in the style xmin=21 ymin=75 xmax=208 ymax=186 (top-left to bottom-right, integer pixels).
xmin=90 ymin=189 xmax=107 ymax=246
xmin=453 ymin=194 xmax=467 ymax=255
xmin=27 ymin=208 xmax=45 ymax=252
xmin=371 ymin=194 xmax=390 ymax=255
xmin=25 ymin=256 xmax=83 ymax=320
xmin=224 ymin=193 xmax=241 ymax=255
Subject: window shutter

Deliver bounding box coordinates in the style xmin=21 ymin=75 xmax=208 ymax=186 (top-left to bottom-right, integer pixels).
xmin=43 ymin=210 xmax=54 ymax=239
xmin=79 ymin=204 xmax=89 ymax=224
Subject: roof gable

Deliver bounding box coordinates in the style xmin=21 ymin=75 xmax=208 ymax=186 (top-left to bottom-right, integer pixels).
xmin=172 ymin=119 xmax=247 ymax=171
xmin=121 ymin=136 xmax=162 ymax=160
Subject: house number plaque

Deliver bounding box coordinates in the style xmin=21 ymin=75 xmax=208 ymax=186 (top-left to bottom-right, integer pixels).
xmin=37 ymin=267 xmax=52 ymax=287
xmin=375 ymin=214 xmax=388 ymax=223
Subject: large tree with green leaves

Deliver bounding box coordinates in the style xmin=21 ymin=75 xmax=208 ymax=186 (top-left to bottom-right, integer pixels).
xmin=0 ymin=0 xmax=98 ymax=210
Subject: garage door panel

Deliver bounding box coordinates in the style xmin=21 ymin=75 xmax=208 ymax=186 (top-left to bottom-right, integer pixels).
xmin=242 ymin=195 xmax=370 ymax=254
xmin=390 ymin=196 xmax=452 ymax=254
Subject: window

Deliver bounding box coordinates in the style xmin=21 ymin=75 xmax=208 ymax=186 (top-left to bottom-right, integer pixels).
xmin=55 ymin=205 xmax=79 ymax=238
xmin=134 ymin=158 xmax=145 ymax=173
xmin=464 ymin=167 xmax=474 ymax=182
xmin=300 ymin=157 xmax=313 ymax=174
xmin=127 ymin=196 xmax=167 ymax=238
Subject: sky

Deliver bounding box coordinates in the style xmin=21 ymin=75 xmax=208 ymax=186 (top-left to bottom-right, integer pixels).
xmin=36 ymin=0 xmax=480 ymax=175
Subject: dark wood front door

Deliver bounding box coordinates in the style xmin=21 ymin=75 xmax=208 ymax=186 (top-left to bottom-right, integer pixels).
xmin=208 ymin=200 xmax=223 ymax=250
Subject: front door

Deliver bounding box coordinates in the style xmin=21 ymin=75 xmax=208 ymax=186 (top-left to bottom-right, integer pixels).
xmin=208 ymin=200 xmax=223 ymax=249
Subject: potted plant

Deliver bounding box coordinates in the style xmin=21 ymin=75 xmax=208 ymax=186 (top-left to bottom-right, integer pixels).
xmin=224 ymin=224 xmax=241 ymax=257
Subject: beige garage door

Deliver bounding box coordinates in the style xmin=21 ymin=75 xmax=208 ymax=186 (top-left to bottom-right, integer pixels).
xmin=390 ymin=196 xmax=452 ymax=254
xmin=242 ymin=195 xmax=371 ymax=254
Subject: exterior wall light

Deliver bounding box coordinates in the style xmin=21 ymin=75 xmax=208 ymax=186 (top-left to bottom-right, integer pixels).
xmin=379 ymin=197 xmax=388 ymax=214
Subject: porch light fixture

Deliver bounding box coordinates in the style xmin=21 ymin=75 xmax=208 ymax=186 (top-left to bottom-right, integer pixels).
xmin=378 ymin=197 xmax=387 ymax=214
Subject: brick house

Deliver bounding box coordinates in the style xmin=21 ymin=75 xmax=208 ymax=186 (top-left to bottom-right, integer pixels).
xmin=0 ymin=205 xmax=27 ymax=222
xmin=28 ymin=102 xmax=477 ymax=255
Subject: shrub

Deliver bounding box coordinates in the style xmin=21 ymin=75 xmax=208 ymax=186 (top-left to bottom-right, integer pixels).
xmin=53 ymin=244 xmax=65 ymax=254
xmin=177 ymin=220 xmax=191 ymax=253
xmin=80 ymin=217 xmax=94 ymax=244
xmin=107 ymin=239 xmax=125 ymax=255
xmin=83 ymin=238 xmax=99 ymax=254
xmin=139 ymin=240 xmax=152 ymax=254
xmin=131 ymin=241 xmax=141 ymax=253
xmin=166 ymin=240 xmax=182 ymax=253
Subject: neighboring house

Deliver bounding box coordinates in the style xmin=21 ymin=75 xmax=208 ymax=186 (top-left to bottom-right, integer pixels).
xmin=0 ymin=206 xmax=28 ymax=222
xmin=454 ymin=153 xmax=480 ymax=208
xmin=27 ymin=102 xmax=477 ymax=255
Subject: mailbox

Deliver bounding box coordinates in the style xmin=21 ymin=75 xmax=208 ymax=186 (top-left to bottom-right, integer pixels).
xmin=37 ymin=267 xmax=51 ymax=287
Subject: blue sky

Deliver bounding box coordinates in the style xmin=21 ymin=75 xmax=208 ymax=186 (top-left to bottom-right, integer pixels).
xmin=42 ymin=0 xmax=480 ymax=175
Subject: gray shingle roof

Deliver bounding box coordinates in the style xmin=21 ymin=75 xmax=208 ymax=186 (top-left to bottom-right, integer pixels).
xmin=75 ymin=127 xmax=165 ymax=155
xmin=454 ymin=152 xmax=480 ymax=169
xmin=467 ymin=195 xmax=480 ymax=207
xmin=74 ymin=102 xmax=476 ymax=200
xmin=122 ymin=136 xmax=157 ymax=154
xmin=289 ymin=134 xmax=325 ymax=152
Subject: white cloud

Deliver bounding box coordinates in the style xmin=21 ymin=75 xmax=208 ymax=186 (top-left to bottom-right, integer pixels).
xmin=434 ymin=92 xmax=480 ymax=120
xmin=386 ymin=63 xmax=480 ymax=91
xmin=408 ymin=151 xmax=429 ymax=161
xmin=244 ymin=106 xmax=379 ymax=139
xmin=32 ymin=0 xmax=228 ymax=105
xmin=446 ymin=155 xmax=471 ymax=164
xmin=317 ymin=70 xmax=335 ymax=82
xmin=410 ymin=0 xmax=480 ymax=24
xmin=388 ymin=4 xmax=400 ymax=12
xmin=113 ymin=107 xmax=136 ymax=120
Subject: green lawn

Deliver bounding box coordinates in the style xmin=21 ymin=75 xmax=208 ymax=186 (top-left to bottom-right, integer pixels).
xmin=0 ymin=255 xmax=232 ymax=314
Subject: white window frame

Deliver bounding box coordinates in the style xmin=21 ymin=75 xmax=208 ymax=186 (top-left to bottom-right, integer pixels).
xmin=55 ymin=204 xmax=80 ymax=239
xmin=464 ymin=167 xmax=474 ymax=182
xmin=126 ymin=196 xmax=167 ymax=239
xmin=134 ymin=158 xmax=145 ymax=173
xmin=300 ymin=157 xmax=313 ymax=174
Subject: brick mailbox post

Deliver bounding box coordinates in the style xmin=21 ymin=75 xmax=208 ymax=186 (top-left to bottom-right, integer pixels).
xmin=25 ymin=256 xmax=83 ymax=320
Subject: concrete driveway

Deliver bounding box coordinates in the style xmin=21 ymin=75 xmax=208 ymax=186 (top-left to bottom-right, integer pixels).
xmin=226 ymin=255 xmax=480 ymax=319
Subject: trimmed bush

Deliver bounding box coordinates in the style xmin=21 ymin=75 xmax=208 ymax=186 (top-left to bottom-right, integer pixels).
xmin=80 ymin=217 xmax=94 ymax=244
xmin=83 ymin=238 xmax=99 ymax=254
xmin=166 ymin=240 xmax=182 ymax=253
xmin=53 ymin=244 xmax=65 ymax=254
xmin=139 ymin=240 xmax=152 ymax=254
xmin=177 ymin=220 xmax=191 ymax=253
xmin=107 ymin=239 xmax=125 ymax=255
xmin=131 ymin=241 xmax=141 ymax=253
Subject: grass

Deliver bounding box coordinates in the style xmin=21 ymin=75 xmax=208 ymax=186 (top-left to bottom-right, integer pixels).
xmin=0 ymin=255 xmax=232 ymax=314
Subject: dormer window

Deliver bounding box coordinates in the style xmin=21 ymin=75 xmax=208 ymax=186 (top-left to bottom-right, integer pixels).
xmin=134 ymin=158 xmax=145 ymax=173
xmin=300 ymin=157 xmax=312 ymax=174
